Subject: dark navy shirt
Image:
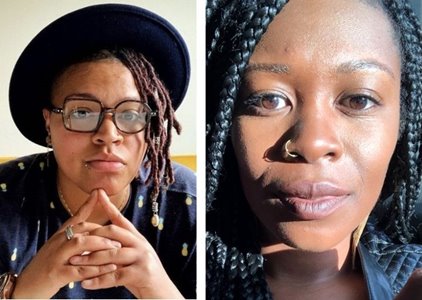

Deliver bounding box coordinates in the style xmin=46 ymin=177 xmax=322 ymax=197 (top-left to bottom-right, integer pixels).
xmin=359 ymin=243 xmax=394 ymax=300
xmin=0 ymin=153 xmax=196 ymax=299
xmin=360 ymin=217 xmax=422 ymax=300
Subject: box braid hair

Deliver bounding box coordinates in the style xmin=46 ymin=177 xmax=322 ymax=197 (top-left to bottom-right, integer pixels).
xmin=53 ymin=48 xmax=180 ymax=204
xmin=206 ymin=0 xmax=422 ymax=298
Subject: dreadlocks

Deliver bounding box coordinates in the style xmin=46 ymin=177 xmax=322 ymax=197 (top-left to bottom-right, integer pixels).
xmin=116 ymin=49 xmax=181 ymax=201
xmin=206 ymin=0 xmax=422 ymax=298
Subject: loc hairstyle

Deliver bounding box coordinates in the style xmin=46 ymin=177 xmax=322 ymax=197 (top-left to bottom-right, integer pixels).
xmin=206 ymin=0 xmax=422 ymax=298
xmin=52 ymin=48 xmax=181 ymax=202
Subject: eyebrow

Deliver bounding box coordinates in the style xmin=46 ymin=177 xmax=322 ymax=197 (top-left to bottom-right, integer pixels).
xmin=64 ymin=93 xmax=141 ymax=102
xmin=245 ymin=63 xmax=289 ymax=74
xmin=336 ymin=59 xmax=395 ymax=79
xmin=245 ymin=59 xmax=395 ymax=79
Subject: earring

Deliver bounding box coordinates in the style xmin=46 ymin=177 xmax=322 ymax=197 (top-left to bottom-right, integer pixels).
xmin=351 ymin=215 xmax=369 ymax=270
xmin=284 ymin=139 xmax=298 ymax=158
xmin=45 ymin=134 xmax=52 ymax=148
xmin=45 ymin=132 xmax=52 ymax=167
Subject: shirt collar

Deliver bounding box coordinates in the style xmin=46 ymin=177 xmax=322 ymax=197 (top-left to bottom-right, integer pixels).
xmin=359 ymin=243 xmax=394 ymax=300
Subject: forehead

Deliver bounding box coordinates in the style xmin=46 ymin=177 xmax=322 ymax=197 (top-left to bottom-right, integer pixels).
xmin=252 ymin=0 xmax=400 ymax=73
xmin=51 ymin=59 xmax=140 ymax=105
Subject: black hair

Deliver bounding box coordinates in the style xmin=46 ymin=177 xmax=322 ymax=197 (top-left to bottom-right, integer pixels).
xmin=206 ymin=0 xmax=422 ymax=298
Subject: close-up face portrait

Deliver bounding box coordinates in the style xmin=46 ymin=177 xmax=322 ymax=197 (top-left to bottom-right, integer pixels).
xmin=207 ymin=0 xmax=422 ymax=298
xmin=231 ymin=0 xmax=401 ymax=251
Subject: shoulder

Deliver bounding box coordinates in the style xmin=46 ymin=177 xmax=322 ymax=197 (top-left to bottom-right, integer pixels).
xmin=361 ymin=218 xmax=422 ymax=295
xmin=167 ymin=161 xmax=196 ymax=197
xmin=137 ymin=160 xmax=196 ymax=197
xmin=0 ymin=154 xmax=48 ymax=203
xmin=0 ymin=154 xmax=47 ymax=176
xmin=0 ymin=154 xmax=38 ymax=173
xmin=133 ymin=160 xmax=196 ymax=223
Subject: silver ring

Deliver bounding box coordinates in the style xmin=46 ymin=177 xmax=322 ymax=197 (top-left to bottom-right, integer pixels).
xmin=284 ymin=139 xmax=298 ymax=158
xmin=65 ymin=225 xmax=74 ymax=241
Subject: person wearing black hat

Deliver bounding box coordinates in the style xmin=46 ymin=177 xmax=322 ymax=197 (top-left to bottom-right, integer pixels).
xmin=0 ymin=4 xmax=195 ymax=299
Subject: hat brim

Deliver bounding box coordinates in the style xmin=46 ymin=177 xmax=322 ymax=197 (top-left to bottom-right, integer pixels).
xmin=9 ymin=4 xmax=190 ymax=146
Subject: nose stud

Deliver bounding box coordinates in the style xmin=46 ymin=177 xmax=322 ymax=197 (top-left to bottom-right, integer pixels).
xmin=284 ymin=139 xmax=298 ymax=158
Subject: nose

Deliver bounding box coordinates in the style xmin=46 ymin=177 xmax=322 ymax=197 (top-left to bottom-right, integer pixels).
xmin=287 ymin=105 xmax=343 ymax=163
xmin=92 ymin=114 xmax=123 ymax=145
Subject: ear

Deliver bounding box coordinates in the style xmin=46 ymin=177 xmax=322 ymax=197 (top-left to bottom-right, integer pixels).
xmin=42 ymin=108 xmax=51 ymax=132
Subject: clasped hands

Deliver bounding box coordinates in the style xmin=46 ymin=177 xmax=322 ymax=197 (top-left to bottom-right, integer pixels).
xmin=12 ymin=189 xmax=183 ymax=299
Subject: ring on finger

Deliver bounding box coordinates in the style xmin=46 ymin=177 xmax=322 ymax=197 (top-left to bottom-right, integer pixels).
xmin=65 ymin=225 xmax=74 ymax=241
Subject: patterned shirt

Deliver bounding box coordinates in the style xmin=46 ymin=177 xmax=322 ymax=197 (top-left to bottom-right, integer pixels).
xmin=0 ymin=153 xmax=196 ymax=298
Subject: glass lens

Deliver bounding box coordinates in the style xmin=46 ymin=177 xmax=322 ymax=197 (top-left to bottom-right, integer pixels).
xmin=63 ymin=100 xmax=101 ymax=132
xmin=115 ymin=101 xmax=150 ymax=133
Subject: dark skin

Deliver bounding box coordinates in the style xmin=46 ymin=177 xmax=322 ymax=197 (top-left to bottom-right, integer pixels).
xmin=231 ymin=0 xmax=420 ymax=299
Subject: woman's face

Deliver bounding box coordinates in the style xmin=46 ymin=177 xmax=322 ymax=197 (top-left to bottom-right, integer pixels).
xmin=231 ymin=0 xmax=401 ymax=251
xmin=44 ymin=59 xmax=148 ymax=196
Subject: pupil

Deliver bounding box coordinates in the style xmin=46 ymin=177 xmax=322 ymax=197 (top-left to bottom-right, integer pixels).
xmin=262 ymin=97 xmax=278 ymax=109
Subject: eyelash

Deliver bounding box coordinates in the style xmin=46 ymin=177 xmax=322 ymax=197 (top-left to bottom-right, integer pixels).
xmin=336 ymin=94 xmax=381 ymax=114
xmin=243 ymin=92 xmax=291 ymax=115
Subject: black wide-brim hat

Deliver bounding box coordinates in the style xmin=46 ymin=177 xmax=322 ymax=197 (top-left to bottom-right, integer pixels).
xmin=9 ymin=3 xmax=190 ymax=146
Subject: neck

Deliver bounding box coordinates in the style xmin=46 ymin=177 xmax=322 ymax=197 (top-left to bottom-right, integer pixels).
xmin=262 ymin=236 xmax=368 ymax=299
xmin=57 ymin=174 xmax=130 ymax=224
xmin=262 ymin=235 xmax=353 ymax=283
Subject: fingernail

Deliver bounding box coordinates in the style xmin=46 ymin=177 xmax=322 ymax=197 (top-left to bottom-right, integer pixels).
xmin=109 ymin=264 xmax=117 ymax=271
xmin=83 ymin=279 xmax=93 ymax=287
xmin=111 ymin=241 xmax=122 ymax=248
xmin=69 ymin=256 xmax=82 ymax=264
xmin=103 ymin=191 xmax=111 ymax=201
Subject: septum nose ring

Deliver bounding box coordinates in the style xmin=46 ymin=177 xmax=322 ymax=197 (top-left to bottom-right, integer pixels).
xmin=284 ymin=139 xmax=298 ymax=158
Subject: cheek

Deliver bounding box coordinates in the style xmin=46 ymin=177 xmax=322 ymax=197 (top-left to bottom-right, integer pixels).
xmin=51 ymin=130 xmax=90 ymax=172
xmin=232 ymin=117 xmax=283 ymax=180
xmin=122 ymin=133 xmax=149 ymax=178
xmin=127 ymin=134 xmax=148 ymax=164
xmin=50 ymin=120 xmax=86 ymax=158
xmin=354 ymin=119 xmax=399 ymax=202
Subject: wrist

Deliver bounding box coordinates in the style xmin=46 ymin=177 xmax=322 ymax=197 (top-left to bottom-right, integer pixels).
xmin=129 ymin=282 xmax=184 ymax=299
xmin=10 ymin=271 xmax=58 ymax=299
xmin=0 ymin=273 xmax=18 ymax=299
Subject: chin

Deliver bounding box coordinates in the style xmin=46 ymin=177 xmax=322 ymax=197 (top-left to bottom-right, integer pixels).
xmin=287 ymin=239 xmax=338 ymax=253
xmin=271 ymin=222 xmax=349 ymax=252
xmin=82 ymin=180 xmax=128 ymax=196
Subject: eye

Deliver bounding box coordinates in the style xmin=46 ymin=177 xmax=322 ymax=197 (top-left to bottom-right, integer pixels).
xmin=338 ymin=94 xmax=379 ymax=111
xmin=245 ymin=92 xmax=291 ymax=112
xmin=69 ymin=108 xmax=94 ymax=119
xmin=117 ymin=110 xmax=140 ymax=122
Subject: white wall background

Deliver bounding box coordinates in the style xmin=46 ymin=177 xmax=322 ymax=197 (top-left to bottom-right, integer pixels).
xmin=0 ymin=0 xmax=196 ymax=157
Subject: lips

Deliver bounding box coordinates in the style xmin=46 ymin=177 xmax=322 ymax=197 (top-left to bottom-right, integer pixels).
xmin=84 ymin=153 xmax=126 ymax=172
xmin=276 ymin=181 xmax=351 ymax=220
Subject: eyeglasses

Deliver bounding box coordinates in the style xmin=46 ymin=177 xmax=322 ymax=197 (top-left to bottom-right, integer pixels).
xmin=50 ymin=98 xmax=156 ymax=134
